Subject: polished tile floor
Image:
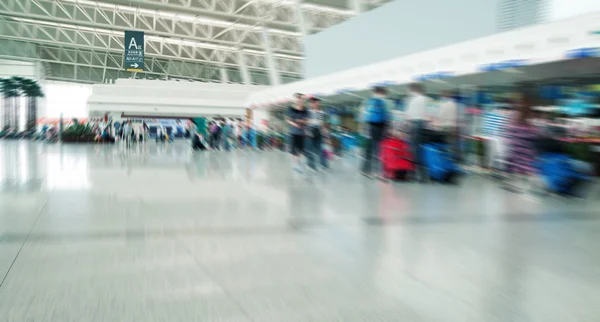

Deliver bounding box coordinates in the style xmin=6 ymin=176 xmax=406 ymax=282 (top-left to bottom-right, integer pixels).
xmin=0 ymin=140 xmax=599 ymax=321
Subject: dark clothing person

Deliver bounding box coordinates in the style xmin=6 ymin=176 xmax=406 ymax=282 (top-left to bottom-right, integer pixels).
xmin=306 ymin=108 xmax=328 ymax=170
xmin=192 ymin=134 xmax=208 ymax=150
xmin=306 ymin=127 xmax=329 ymax=170
xmin=410 ymin=120 xmax=426 ymax=180
xmin=212 ymin=125 xmax=222 ymax=150
xmin=507 ymin=123 xmax=537 ymax=175
xmin=361 ymin=122 xmax=386 ymax=174
xmin=288 ymin=106 xmax=308 ymax=156
xmin=290 ymin=134 xmax=304 ymax=155
xmin=360 ymin=96 xmax=391 ymax=176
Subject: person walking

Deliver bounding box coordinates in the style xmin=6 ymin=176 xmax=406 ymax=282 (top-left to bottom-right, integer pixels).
xmin=404 ymin=83 xmax=429 ymax=182
xmin=287 ymin=93 xmax=308 ymax=173
xmin=360 ymin=86 xmax=392 ymax=178
xmin=481 ymin=101 xmax=512 ymax=171
xmin=504 ymin=98 xmax=538 ymax=193
xmin=214 ymin=121 xmax=223 ymax=150
xmin=231 ymin=120 xmax=239 ymax=149
xmin=437 ymin=90 xmax=459 ymax=159
xmin=223 ymin=121 xmax=234 ymax=151
xmin=123 ymin=120 xmax=133 ymax=148
xmin=306 ymin=97 xmax=329 ymax=171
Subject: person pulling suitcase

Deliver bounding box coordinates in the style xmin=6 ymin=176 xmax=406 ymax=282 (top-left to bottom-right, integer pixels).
xmin=360 ymin=86 xmax=392 ymax=179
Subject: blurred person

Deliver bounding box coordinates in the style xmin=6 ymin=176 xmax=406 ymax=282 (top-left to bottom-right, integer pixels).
xmin=404 ymin=83 xmax=429 ymax=181
xmin=142 ymin=121 xmax=149 ymax=142
xmin=228 ymin=121 xmax=235 ymax=147
xmin=123 ymin=120 xmax=133 ymax=148
xmin=306 ymin=97 xmax=329 ymax=171
xmin=287 ymin=93 xmax=308 ymax=173
xmin=360 ymin=86 xmax=392 ymax=178
xmin=209 ymin=121 xmax=217 ymax=149
xmin=231 ymin=120 xmax=239 ymax=149
xmin=214 ymin=121 xmax=223 ymax=150
xmin=119 ymin=121 xmax=126 ymax=141
xmin=237 ymin=120 xmax=244 ymax=148
xmin=192 ymin=132 xmax=209 ymax=151
xmin=239 ymin=122 xmax=247 ymax=148
xmin=504 ymin=98 xmax=538 ymax=193
xmin=481 ymin=102 xmax=512 ymax=171
xmin=437 ymin=90 xmax=459 ymax=159
xmin=222 ymin=121 xmax=233 ymax=151
xmin=249 ymin=123 xmax=258 ymax=149
xmin=159 ymin=126 xmax=167 ymax=143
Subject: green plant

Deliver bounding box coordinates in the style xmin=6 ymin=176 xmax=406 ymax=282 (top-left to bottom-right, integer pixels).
xmin=0 ymin=77 xmax=44 ymax=133
xmin=0 ymin=77 xmax=19 ymax=132
xmin=63 ymin=119 xmax=94 ymax=137
xmin=19 ymin=78 xmax=44 ymax=132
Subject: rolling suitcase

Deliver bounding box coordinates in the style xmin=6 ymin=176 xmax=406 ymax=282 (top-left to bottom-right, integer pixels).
xmin=380 ymin=137 xmax=414 ymax=180
xmin=537 ymin=153 xmax=591 ymax=197
xmin=422 ymin=143 xmax=461 ymax=184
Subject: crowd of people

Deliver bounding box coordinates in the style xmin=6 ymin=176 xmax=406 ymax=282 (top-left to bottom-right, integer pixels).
xmin=286 ymin=94 xmax=331 ymax=173
xmin=282 ymin=82 xmax=595 ymax=195
xmin=193 ymin=119 xmax=286 ymax=151
xmin=205 ymin=119 xmax=254 ymax=150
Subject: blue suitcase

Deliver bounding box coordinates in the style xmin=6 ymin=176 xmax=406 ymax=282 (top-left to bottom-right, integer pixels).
xmin=537 ymin=153 xmax=591 ymax=197
xmin=422 ymin=143 xmax=461 ymax=184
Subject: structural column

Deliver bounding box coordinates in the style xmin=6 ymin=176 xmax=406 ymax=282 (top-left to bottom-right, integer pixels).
xmin=294 ymin=0 xmax=307 ymax=37
xmin=261 ymin=27 xmax=281 ymax=86
xmin=349 ymin=0 xmax=364 ymax=14
xmin=220 ymin=67 xmax=229 ymax=83
xmin=237 ymin=51 xmax=251 ymax=85
xmin=217 ymin=52 xmax=230 ymax=84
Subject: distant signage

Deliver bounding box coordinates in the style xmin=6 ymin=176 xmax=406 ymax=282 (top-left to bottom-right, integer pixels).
xmin=478 ymin=60 xmax=528 ymax=72
xmin=336 ymin=88 xmax=357 ymax=94
xmin=371 ymin=80 xmax=399 ymax=87
xmin=414 ymin=71 xmax=454 ymax=82
xmin=564 ymin=47 xmax=599 ymax=59
xmin=124 ymin=30 xmax=144 ymax=72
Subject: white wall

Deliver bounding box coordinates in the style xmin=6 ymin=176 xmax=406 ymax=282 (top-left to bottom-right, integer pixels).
xmin=0 ymin=59 xmax=37 ymax=79
xmin=88 ymin=79 xmax=267 ymax=118
xmin=304 ymin=0 xmax=500 ymax=78
xmin=550 ymin=0 xmax=600 ymax=20
xmin=41 ymin=81 xmax=93 ymax=119
xmin=252 ymin=109 xmax=269 ymax=131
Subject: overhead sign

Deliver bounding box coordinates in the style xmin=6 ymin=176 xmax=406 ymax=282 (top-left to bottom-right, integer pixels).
xmin=564 ymin=47 xmax=599 ymax=59
xmin=124 ymin=30 xmax=144 ymax=72
xmin=478 ymin=60 xmax=528 ymax=72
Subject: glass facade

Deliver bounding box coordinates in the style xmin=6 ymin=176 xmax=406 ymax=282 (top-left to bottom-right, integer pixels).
xmin=498 ymin=0 xmax=550 ymax=31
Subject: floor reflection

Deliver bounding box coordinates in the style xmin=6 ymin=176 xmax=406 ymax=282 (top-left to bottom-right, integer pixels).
xmin=0 ymin=140 xmax=599 ymax=321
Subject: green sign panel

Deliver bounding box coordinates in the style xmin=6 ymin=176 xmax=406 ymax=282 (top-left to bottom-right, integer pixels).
xmin=124 ymin=30 xmax=144 ymax=72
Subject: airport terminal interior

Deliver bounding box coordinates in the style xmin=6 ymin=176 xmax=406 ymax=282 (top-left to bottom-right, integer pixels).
xmin=2 ymin=0 xmax=600 ymax=321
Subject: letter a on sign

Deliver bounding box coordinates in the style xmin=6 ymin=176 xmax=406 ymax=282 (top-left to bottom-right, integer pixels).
xmin=128 ymin=37 xmax=138 ymax=49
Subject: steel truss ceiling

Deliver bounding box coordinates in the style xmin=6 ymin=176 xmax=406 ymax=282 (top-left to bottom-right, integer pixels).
xmin=0 ymin=0 xmax=390 ymax=85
